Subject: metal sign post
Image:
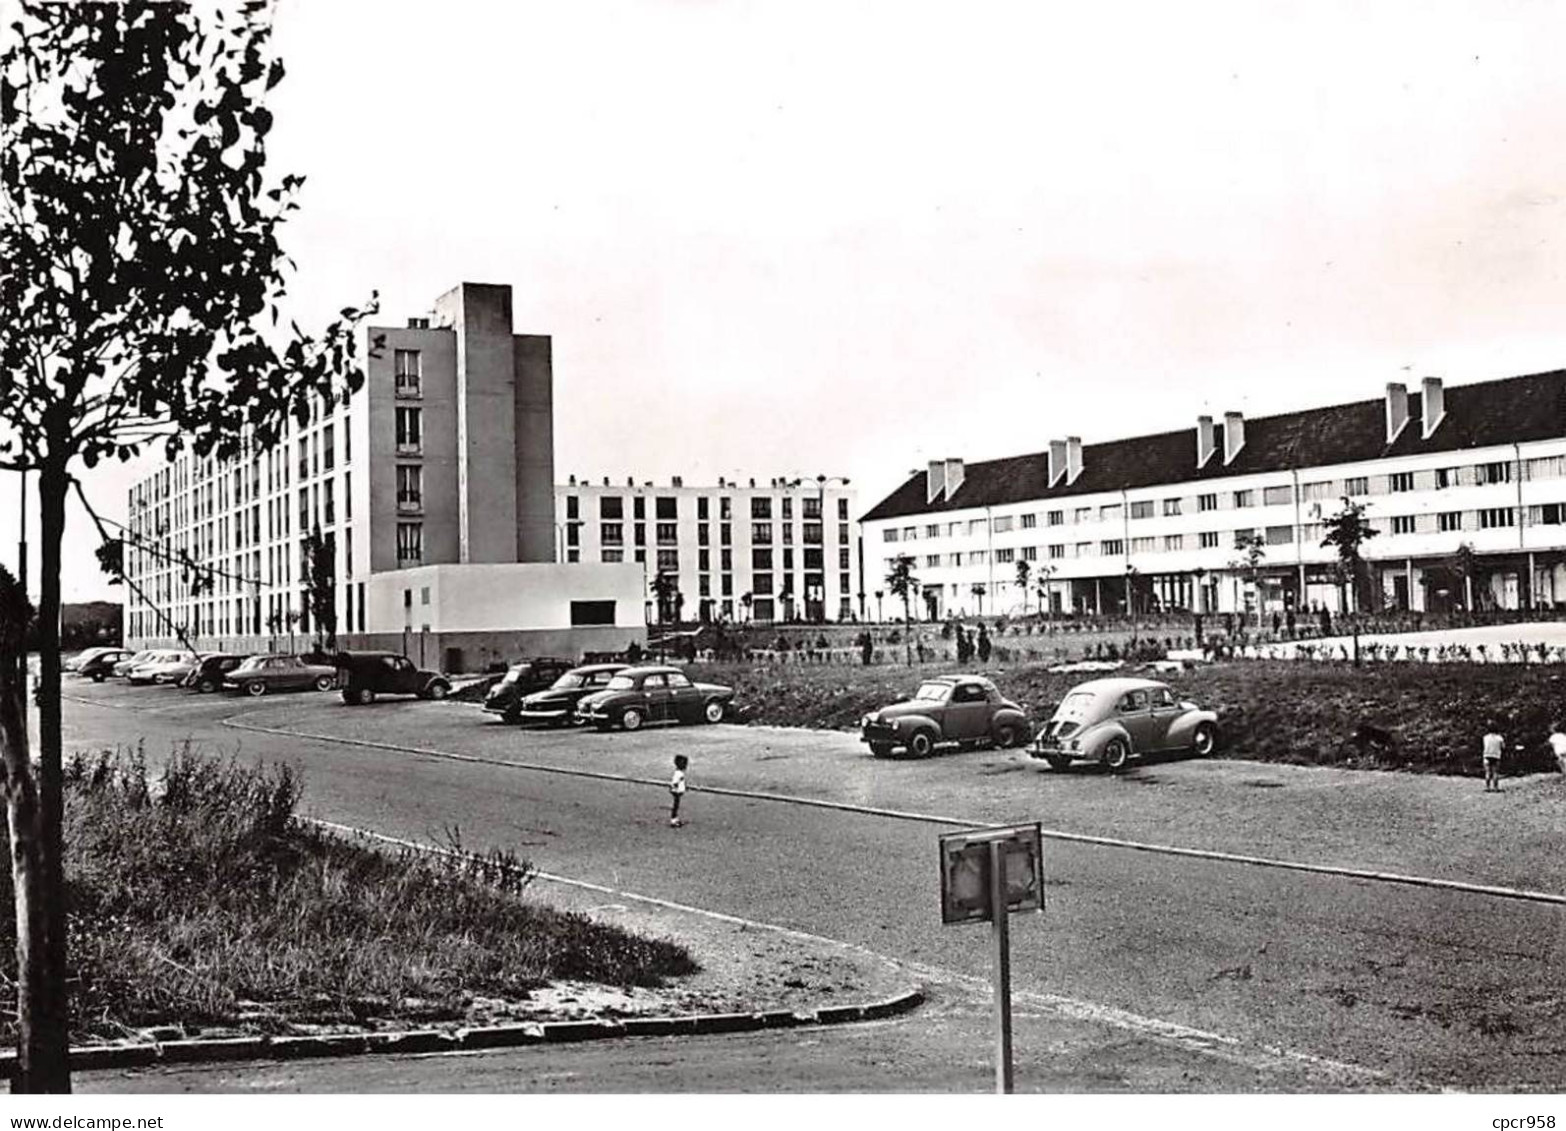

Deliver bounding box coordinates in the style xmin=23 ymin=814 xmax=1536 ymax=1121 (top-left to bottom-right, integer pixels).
xmin=939 ymin=822 xmax=1044 ymax=1094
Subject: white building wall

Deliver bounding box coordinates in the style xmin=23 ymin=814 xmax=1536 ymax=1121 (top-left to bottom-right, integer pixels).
xmin=365 ymin=563 xmax=646 ymax=634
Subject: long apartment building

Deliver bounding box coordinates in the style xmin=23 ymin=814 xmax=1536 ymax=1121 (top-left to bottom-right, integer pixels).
xmin=557 ymin=475 xmax=860 ymax=623
xmin=861 ymin=371 xmax=1566 ymax=620
xmin=123 ymin=283 xmax=641 ymax=662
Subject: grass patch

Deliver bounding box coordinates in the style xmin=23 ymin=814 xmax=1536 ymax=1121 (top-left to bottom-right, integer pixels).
xmin=707 ymin=659 xmax=1566 ymax=777
xmin=0 ymin=747 xmax=697 ymax=1042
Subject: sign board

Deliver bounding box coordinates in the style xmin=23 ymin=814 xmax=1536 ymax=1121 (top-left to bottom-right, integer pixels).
xmin=938 ymin=823 xmax=1044 ymax=926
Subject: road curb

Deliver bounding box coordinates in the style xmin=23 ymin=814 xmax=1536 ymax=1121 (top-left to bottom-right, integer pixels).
xmin=2 ymin=989 xmax=924 ymax=1082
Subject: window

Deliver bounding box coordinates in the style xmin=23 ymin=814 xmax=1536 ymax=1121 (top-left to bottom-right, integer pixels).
xmin=753 ymin=573 xmax=774 ymax=596
xmin=947 ymin=553 xmax=963 ymax=567
xmin=394 ymin=407 xmax=422 ymax=453
xmin=1129 ymin=537 xmax=1155 ymax=554
xmin=633 ymin=523 xmax=646 ymax=546
xmin=751 ymin=497 xmax=772 ymax=519
xmin=882 ymin=528 xmax=899 ymax=542
xmin=697 ymin=496 xmax=709 ymax=520
xmin=754 ymin=523 xmax=774 ymax=545
xmin=720 ymin=523 xmax=731 ymax=546
xmin=1479 ymin=507 xmax=1515 ymax=529
xmin=601 ymin=548 xmax=623 ymax=563
xmin=1163 ymin=498 xmax=1182 ymax=517
xmin=1435 ymin=467 xmax=1460 ymax=489
xmin=840 ymin=547 xmax=851 ymax=569
xmin=1233 ymin=490 xmax=1254 ymax=508
xmin=565 ymin=523 xmax=579 ymax=546
xmin=1199 ymin=531 xmax=1220 ymax=549
xmin=803 ymin=497 xmax=821 ymax=520
xmin=656 ymin=497 xmax=677 ymax=520
xmin=394 ymin=349 xmax=422 ymax=397
xmin=1075 ymin=542 xmax=1093 ymax=557
xmin=995 ymin=547 xmax=1015 ymax=563
xmin=803 ymin=522 xmax=822 ymax=545
xmin=570 ymin=600 xmax=616 ymax=626
xmin=1073 ymin=507 xmax=1092 ymax=524
xmin=1525 ymin=457 xmax=1566 ymax=482
xmin=1389 ymin=472 xmax=1415 ymax=493
xmin=1021 ymin=545 xmax=1037 ymax=561
xmin=1128 ymin=500 xmax=1154 ymax=520
xmin=720 ymin=549 xmax=732 ymax=571
xmin=1047 ymin=510 xmax=1064 ymax=526
xmin=323 ymin=479 xmax=335 ymax=526
xmin=970 ymin=550 xmax=987 ymax=565
xmin=601 ymin=496 xmax=624 ymax=519
xmin=924 ymin=524 xmax=940 ymax=538
xmin=656 ymin=523 xmax=678 ymax=545
xmin=1048 ymin=544 xmax=1065 ymax=559
xmin=1262 ymin=485 xmax=1293 ymax=506
xmin=1101 ymin=539 xmax=1124 ymax=555
xmin=396 ymin=465 xmax=422 ymax=510
xmin=1099 ymin=504 xmax=1122 ymax=522
xmin=1198 ymin=493 xmax=1218 ymax=512
xmin=719 ymin=496 xmax=731 ymax=520
xmin=992 ymin=515 xmax=1014 ymax=533
xmin=656 ymin=549 xmax=679 ymax=570
xmin=925 ymin=554 xmax=940 ymax=568
xmin=752 ymin=549 xmax=773 ymax=570
xmin=1391 ymin=515 xmax=1416 ymax=535
xmin=1438 ymin=511 xmax=1462 ymax=533
xmin=1265 ymin=525 xmax=1293 ymax=545
xmin=396 ymin=522 xmax=423 ymax=564
xmin=322 ymin=424 xmax=335 ymax=472
xmin=698 ymin=575 xmax=710 ymax=597
xmin=699 ymin=549 xmax=710 ymax=571
xmin=838 ymin=498 xmax=849 ymax=520
xmin=839 ymin=522 xmax=850 ymax=545
xmin=1532 ymin=503 xmax=1566 ymax=525
xmin=601 ymin=523 xmax=623 ymax=545
xmin=697 ymin=524 xmax=709 ymax=546
xmin=634 ymin=497 xmax=646 ymax=520
xmin=1344 ymin=476 xmax=1369 ymax=496
xmin=1476 ymin=462 xmax=1512 ymax=486
xmin=967 ymin=519 xmax=985 ymax=536
xmin=1164 ymin=534 xmax=1184 ymax=551
xmin=1020 ymin=513 xmax=1037 ymax=530
xmin=782 ymin=523 xmax=794 ymax=545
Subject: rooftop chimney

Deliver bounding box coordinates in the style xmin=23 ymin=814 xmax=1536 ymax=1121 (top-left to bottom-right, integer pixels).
xmin=672 ymin=475 xmax=683 ymax=487
xmin=1421 ymin=377 xmax=1445 ymax=439
xmin=1385 ymin=382 xmax=1409 ymax=444
xmin=748 ymin=477 xmax=755 ymax=488
xmin=943 ymin=457 xmax=966 ymax=497
xmin=1065 ymin=437 xmax=1082 ymax=484
xmin=568 ymin=474 xmax=576 ymax=486
xmin=602 ymin=476 xmax=610 ymax=486
xmin=1047 ymin=440 xmax=1067 ymax=487
xmin=718 ymin=476 xmax=726 ymax=487
xmin=1196 ymin=415 xmax=1216 ymax=468
xmin=927 ymin=460 xmax=947 ymax=504
xmin=1222 ymin=412 xmax=1246 ymax=465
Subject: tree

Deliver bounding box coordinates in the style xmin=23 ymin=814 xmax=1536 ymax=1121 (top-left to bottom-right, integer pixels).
xmin=0 ymin=4 xmax=374 ymax=1091
xmin=740 ymin=591 xmax=753 ymax=622
xmin=885 ymin=555 xmax=918 ymax=665
xmin=969 ymin=581 xmax=987 ymax=616
xmin=1035 ymin=563 xmax=1057 ymax=622
xmin=1454 ymin=541 xmax=1478 ymax=611
xmin=303 ymin=525 xmax=337 ymax=653
xmin=1014 ymin=559 xmax=1031 ymax=615
xmin=649 ymin=572 xmax=678 ymax=624
xmin=1229 ymin=531 xmax=1268 ymax=630
xmin=1320 ymin=498 xmax=1381 ymax=666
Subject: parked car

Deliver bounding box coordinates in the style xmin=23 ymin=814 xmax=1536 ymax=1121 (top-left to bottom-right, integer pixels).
xmin=490 ymin=662 xmax=628 ymax=725
xmin=224 ymin=654 xmax=338 ymax=697
xmin=77 ymin=649 xmax=134 ymax=682
xmin=126 ymin=650 xmax=193 ymax=685
xmin=183 ymin=653 xmax=250 ymax=693
xmin=859 ymin=674 xmax=1029 ymax=758
xmin=112 ymin=650 xmax=157 ymax=678
xmin=334 ymin=651 xmax=451 ymax=705
xmin=66 ymin=646 xmax=120 ymax=672
xmin=1028 ymin=677 xmax=1218 ymax=772
xmin=574 ymin=666 xmax=736 ymax=731
xmin=481 ymin=657 xmax=579 ymax=723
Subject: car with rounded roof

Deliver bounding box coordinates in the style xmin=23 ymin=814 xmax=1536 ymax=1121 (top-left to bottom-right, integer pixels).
xmin=574 ymin=665 xmax=735 ymax=731
xmin=1029 ymin=676 xmax=1218 ymax=772
xmin=183 ymin=653 xmax=251 ymax=693
xmin=112 ymin=650 xmax=158 ymax=678
xmin=66 ymin=646 xmax=119 ymax=673
xmin=490 ymin=662 xmax=629 ymax=725
xmin=224 ymin=654 xmax=338 ymax=697
xmin=334 ymin=651 xmax=451 ymax=705
xmin=859 ymin=674 xmax=1029 ymax=758
xmin=126 ymin=650 xmax=195 ymax=685
xmin=77 ymin=648 xmax=135 ymax=682
xmin=481 ymin=657 xmax=581 ymax=723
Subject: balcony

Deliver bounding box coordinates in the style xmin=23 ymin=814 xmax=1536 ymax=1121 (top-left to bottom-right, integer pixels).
xmin=395 ymin=440 xmax=422 ymax=456
xmin=396 ymin=491 xmax=423 ymax=514
xmin=394 ymin=375 xmax=422 ymax=399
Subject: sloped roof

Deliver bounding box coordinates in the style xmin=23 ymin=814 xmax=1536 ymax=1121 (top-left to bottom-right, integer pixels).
xmin=861 ymin=369 xmax=1566 ymax=522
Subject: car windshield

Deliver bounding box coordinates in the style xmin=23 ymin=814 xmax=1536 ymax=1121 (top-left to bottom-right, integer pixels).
xmin=1054 ymin=691 xmax=1098 ymax=721
xmin=550 ymin=673 xmax=586 ymax=690
xmin=913 ymin=682 xmax=951 ymax=702
xmin=606 ymin=675 xmax=636 ymax=691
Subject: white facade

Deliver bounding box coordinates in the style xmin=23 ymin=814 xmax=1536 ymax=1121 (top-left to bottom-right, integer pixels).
xmin=863 ymin=375 xmax=1566 ymax=619
xmin=366 ymin=562 xmax=645 ymax=634
xmin=556 ymin=475 xmax=860 ymax=623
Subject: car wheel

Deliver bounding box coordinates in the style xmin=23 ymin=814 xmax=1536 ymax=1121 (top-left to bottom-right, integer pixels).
xmin=1102 ymin=736 xmax=1131 ymax=771
xmin=1045 ymin=754 xmax=1072 ymax=771
xmin=313 ymin=675 xmax=334 ymax=692
xmin=91 ymin=672 xmax=105 ymax=683
xmin=869 ymin=742 xmax=894 ymax=758
xmin=991 ymin=723 xmax=1018 ymax=749
xmin=245 ymin=681 xmax=267 ymax=698
xmin=197 ymin=678 xmax=217 ymax=694
xmin=426 ymin=681 xmax=450 ymax=701
xmin=908 ymin=729 xmax=936 ymax=758
xmin=621 ymin=707 xmax=644 ymax=731
xmin=1191 ymin=722 xmax=1217 ymax=757
xmin=703 ymin=699 xmax=726 ymax=724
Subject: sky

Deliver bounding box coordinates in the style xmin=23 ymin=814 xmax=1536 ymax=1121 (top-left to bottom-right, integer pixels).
xmin=8 ymin=0 xmax=1566 ymax=602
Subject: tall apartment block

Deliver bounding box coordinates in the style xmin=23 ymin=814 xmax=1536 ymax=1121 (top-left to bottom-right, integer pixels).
xmin=124 ymin=283 xmax=644 ymax=665
xmin=557 ymin=475 xmax=860 ymax=623
xmin=862 ymin=370 xmax=1566 ymax=620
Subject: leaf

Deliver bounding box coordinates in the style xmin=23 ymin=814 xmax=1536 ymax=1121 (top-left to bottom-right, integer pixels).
xmin=266 ymin=58 xmax=285 ymax=89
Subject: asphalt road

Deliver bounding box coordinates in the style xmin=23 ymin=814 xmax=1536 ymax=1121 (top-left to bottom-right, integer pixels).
xmin=56 ymin=681 xmax=1566 ymax=1092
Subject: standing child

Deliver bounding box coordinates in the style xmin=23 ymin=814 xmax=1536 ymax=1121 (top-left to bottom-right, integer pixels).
xmin=1482 ymin=725 xmax=1504 ymax=793
xmin=669 ymin=753 xmax=689 ymax=827
xmin=1549 ymin=722 xmax=1566 ymax=776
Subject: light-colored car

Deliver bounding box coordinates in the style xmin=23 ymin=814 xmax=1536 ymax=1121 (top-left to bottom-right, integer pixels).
xmin=112 ymin=650 xmax=157 ymax=678
xmin=129 ymin=652 xmax=202 ymax=686
xmin=125 ymin=650 xmax=189 ymax=684
xmin=66 ymin=646 xmax=118 ymax=672
xmin=1029 ymin=677 xmax=1218 ymax=772
xmin=859 ymin=674 xmax=1029 ymax=758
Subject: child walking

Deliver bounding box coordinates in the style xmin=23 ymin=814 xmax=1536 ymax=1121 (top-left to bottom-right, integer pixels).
xmin=669 ymin=753 xmax=689 ymax=827
xmin=1482 ymin=724 xmax=1504 ymax=793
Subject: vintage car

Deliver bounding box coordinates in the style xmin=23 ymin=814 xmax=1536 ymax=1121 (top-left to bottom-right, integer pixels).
xmin=335 ymin=651 xmax=451 ymax=705
xmin=480 ymin=657 xmax=581 ymax=722
xmin=574 ymin=665 xmax=735 ymax=731
xmin=183 ymin=653 xmax=250 ymax=693
xmin=859 ymin=674 xmax=1029 ymax=758
xmin=1029 ymin=677 xmax=1218 ymax=772
xmin=128 ymin=651 xmax=202 ymax=685
xmin=489 ymin=662 xmax=628 ymax=725
xmin=224 ymin=654 xmax=339 ymax=697
xmin=65 ymin=646 xmax=119 ymax=672
xmin=77 ymin=649 xmax=135 ymax=682
xmin=112 ymin=650 xmax=158 ymax=678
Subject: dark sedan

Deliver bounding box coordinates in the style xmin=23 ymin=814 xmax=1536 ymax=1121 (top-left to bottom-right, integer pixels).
xmin=183 ymin=653 xmax=250 ymax=693
xmin=488 ymin=662 xmax=628 ymax=725
xmin=481 ymin=657 xmax=580 ymax=722
xmin=574 ymin=666 xmax=736 ymax=731
xmin=860 ymin=674 xmax=1029 ymax=758
xmin=224 ymin=654 xmax=338 ymax=697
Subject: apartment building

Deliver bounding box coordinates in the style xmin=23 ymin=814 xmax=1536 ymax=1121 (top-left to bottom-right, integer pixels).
xmin=124 ymin=283 xmax=644 ymax=666
xmin=557 ymin=475 xmax=860 ymax=623
xmin=861 ymin=371 xmax=1566 ymax=619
